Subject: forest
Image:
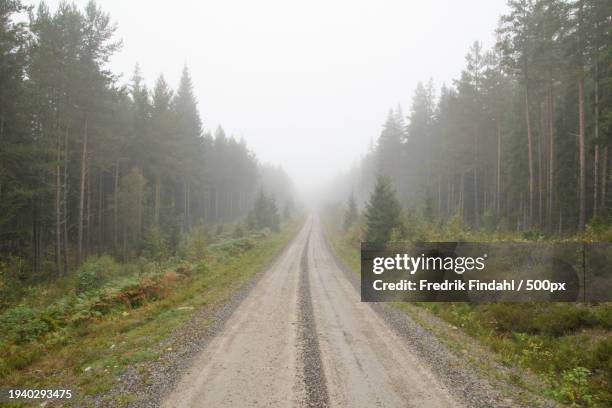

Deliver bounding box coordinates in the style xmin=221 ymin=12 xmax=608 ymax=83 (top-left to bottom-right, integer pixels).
xmin=337 ymin=0 xmax=611 ymax=237
xmin=325 ymin=2 xmax=612 ymax=404
xmin=0 ymin=1 xmax=294 ymax=284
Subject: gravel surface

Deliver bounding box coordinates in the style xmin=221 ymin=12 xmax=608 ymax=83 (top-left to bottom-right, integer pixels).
xmin=87 ymin=239 xmax=291 ymax=408
xmin=297 ymin=230 xmax=330 ymax=407
xmin=87 ymin=217 xmax=558 ymax=408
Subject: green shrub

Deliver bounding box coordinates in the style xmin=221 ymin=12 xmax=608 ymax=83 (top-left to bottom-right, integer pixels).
xmin=0 ymin=305 xmax=50 ymax=344
xmin=233 ymin=223 xmax=245 ymax=238
xmin=76 ymin=256 xmax=116 ymax=294
xmin=532 ymin=305 xmax=593 ymax=336
xmin=209 ymin=237 xmax=255 ymax=257
xmin=591 ymin=338 xmax=612 ymax=379
xmin=549 ymin=367 xmax=595 ymax=407
xmin=143 ymin=225 xmax=169 ymax=265
xmin=179 ymin=222 xmax=207 ymax=261
xmin=486 ymin=303 xmax=538 ymax=333
xmin=42 ymin=298 xmax=73 ymax=329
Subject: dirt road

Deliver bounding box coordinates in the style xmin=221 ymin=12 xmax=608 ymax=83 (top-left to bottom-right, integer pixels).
xmin=163 ymin=217 xmax=459 ymax=407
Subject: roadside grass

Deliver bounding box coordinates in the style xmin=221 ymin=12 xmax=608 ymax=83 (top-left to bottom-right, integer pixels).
xmin=323 ymin=218 xmax=612 ymax=407
xmin=0 ymin=220 xmax=301 ymax=406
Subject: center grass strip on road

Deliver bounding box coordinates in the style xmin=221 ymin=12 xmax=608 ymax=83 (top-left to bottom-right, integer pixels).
xmin=297 ymin=226 xmax=330 ymax=408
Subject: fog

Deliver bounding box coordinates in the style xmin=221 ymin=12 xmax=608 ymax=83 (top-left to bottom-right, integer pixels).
xmin=41 ymin=0 xmax=508 ymax=196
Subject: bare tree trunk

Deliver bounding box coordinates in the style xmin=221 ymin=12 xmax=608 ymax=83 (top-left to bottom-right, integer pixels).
xmin=113 ymin=160 xmax=119 ymax=251
xmin=447 ymin=175 xmax=452 ymax=218
xmin=602 ymin=146 xmax=608 ymax=210
xmin=473 ymin=128 xmax=480 ymax=229
xmin=77 ymin=112 xmax=88 ymax=265
xmin=62 ymin=128 xmax=69 ymax=275
xmin=525 ymin=90 xmax=534 ymax=228
xmin=578 ymin=76 xmax=586 ymax=231
xmin=214 ymin=186 xmax=218 ymax=222
xmin=547 ymin=82 xmax=554 ymax=230
xmin=593 ymin=60 xmax=600 ymax=217
xmin=187 ymin=183 xmax=191 ymax=228
xmin=182 ymin=179 xmax=188 ymax=233
xmin=55 ymin=131 xmax=62 ymax=276
xmin=460 ymin=172 xmax=465 ymax=219
xmin=203 ymin=190 xmax=207 ymax=223
xmin=538 ymin=103 xmax=544 ymax=228
xmin=32 ymin=201 xmax=40 ymax=275
xmin=518 ymin=193 xmax=523 ymax=232
xmin=594 ymin=145 xmax=599 ymax=216
xmin=122 ymin=219 xmax=127 ymax=261
xmin=154 ymin=174 xmax=161 ymax=226
xmin=86 ymin=158 xmax=91 ymax=258
xmin=137 ymin=168 xmax=143 ymax=239
xmin=496 ymin=121 xmax=502 ymax=218
xmin=98 ymin=169 xmax=103 ymax=251
xmin=437 ymin=176 xmax=442 ymax=217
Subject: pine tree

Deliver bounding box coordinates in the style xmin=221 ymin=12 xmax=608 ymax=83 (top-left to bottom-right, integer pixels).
xmin=364 ymin=175 xmax=402 ymax=242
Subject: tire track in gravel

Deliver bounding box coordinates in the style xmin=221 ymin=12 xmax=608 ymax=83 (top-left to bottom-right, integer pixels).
xmin=297 ymin=226 xmax=330 ymax=407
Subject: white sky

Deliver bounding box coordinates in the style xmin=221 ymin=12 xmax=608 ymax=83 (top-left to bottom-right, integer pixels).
xmin=39 ymin=0 xmax=509 ymax=194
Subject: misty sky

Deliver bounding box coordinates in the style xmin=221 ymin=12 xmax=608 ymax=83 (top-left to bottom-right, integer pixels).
xmin=40 ymin=0 xmax=509 ymax=193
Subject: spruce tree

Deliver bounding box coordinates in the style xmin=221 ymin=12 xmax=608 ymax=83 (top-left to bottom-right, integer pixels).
xmin=364 ymin=175 xmax=402 ymax=242
xmin=343 ymin=191 xmax=358 ymax=231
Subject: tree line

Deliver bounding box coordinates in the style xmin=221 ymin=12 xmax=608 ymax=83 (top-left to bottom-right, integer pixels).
xmin=342 ymin=0 xmax=611 ymax=235
xmin=0 ymin=1 xmax=293 ymax=278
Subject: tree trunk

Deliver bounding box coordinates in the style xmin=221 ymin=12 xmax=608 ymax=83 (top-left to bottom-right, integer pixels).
xmin=55 ymin=131 xmax=62 ymax=276
xmin=547 ymin=82 xmax=554 ymax=230
xmin=578 ymin=76 xmax=586 ymax=231
xmin=137 ymin=168 xmax=143 ymax=239
xmin=98 ymin=169 xmax=103 ymax=251
xmin=62 ymin=128 xmax=69 ymax=275
xmin=473 ymin=128 xmax=480 ymax=229
xmin=538 ymin=103 xmax=544 ymax=227
xmin=437 ymin=176 xmax=442 ymax=217
xmin=77 ymin=112 xmax=88 ymax=265
xmin=459 ymin=172 xmax=465 ymax=219
xmin=183 ymin=179 xmax=188 ymax=232
xmin=496 ymin=121 xmax=502 ymax=218
xmin=525 ymin=90 xmax=534 ymax=228
xmin=154 ymin=174 xmax=161 ymax=226
xmin=593 ymin=60 xmax=600 ymax=217
xmin=602 ymin=146 xmax=608 ymax=210
xmin=214 ymin=186 xmax=218 ymax=222
xmin=594 ymin=145 xmax=599 ymax=216
xmin=113 ymin=160 xmax=119 ymax=251
xmin=86 ymin=158 xmax=91 ymax=257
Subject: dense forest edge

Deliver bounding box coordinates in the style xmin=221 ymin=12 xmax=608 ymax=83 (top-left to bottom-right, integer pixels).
xmin=0 ymin=0 xmax=296 ymax=303
xmin=0 ymin=0 xmax=302 ymax=402
xmin=328 ymin=0 xmax=612 ymax=241
xmin=322 ymin=0 xmax=612 ymax=406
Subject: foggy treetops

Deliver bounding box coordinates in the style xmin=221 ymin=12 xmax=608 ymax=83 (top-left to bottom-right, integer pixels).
xmin=0 ymin=0 xmax=294 ymax=277
xmin=341 ymin=0 xmax=611 ymax=235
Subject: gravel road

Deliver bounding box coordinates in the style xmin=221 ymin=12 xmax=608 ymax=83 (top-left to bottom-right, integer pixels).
xmin=161 ymin=217 xmax=521 ymax=407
